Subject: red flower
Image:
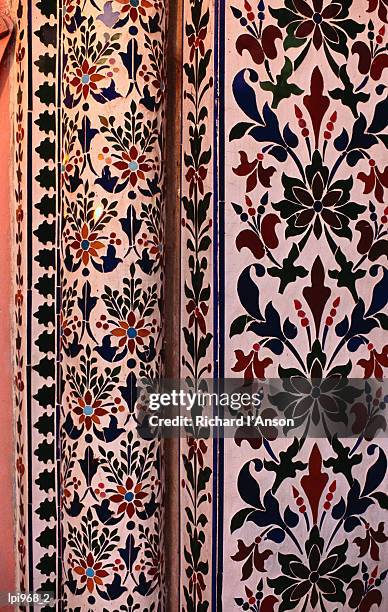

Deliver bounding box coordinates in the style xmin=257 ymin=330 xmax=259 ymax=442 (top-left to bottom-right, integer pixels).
xmin=354 ymin=522 xmax=388 ymax=561
xmin=293 ymin=0 xmax=346 ymax=50
xmin=74 ymin=553 xmax=109 ymax=593
xmin=231 ymin=537 xmax=273 ymax=580
xmin=187 ymin=437 xmax=207 ymax=468
xmin=63 ymin=0 xmax=80 ymax=25
xmin=358 ymin=344 xmax=388 ymax=379
xmin=236 ymin=25 xmax=282 ymax=65
xmin=185 ymin=165 xmax=207 ymax=198
xmin=188 ymin=28 xmax=207 ymax=62
xmin=352 ymin=29 xmax=388 ymax=81
xmin=232 ymin=345 xmax=273 ymax=380
xmin=60 ymin=313 xmax=72 ymax=349
xmin=367 ymin=0 xmax=388 ymax=24
xmin=114 ymin=0 xmax=153 ymax=22
xmin=113 ymin=146 xmax=151 ymax=187
xmin=358 ymin=160 xmax=388 ymax=204
xmin=70 ymin=59 xmax=105 ymax=99
xmin=187 ymin=568 xmax=206 ymax=602
xmin=70 ymin=223 xmax=104 ymax=265
xmin=109 ymin=476 xmax=148 ymax=518
xmin=233 ymin=151 xmax=275 ymax=192
xmin=111 ymin=311 xmax=151 ymax=353
xmin=72 ymin=390 xmax=108 ymax=430
xmin=186 ymin=300 xmax=208 ymax=334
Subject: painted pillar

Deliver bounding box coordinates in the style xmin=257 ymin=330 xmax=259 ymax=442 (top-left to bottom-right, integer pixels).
xmin=13 ymin=0 xmax=167 ymax=608
xmin=60 ymin=0 xmax=166 ymax=608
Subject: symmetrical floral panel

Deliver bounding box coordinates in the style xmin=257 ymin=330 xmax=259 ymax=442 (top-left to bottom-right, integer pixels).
xmin=13 ymin=0 xmax=166 ymax=609
xmin=180 ymin=0 xmax=388 ymax=610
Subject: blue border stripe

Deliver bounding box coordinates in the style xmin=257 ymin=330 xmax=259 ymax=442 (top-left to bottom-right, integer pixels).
xmin=212 ymin=0 xmax=225 ymax=608
xmin=217 ymin=0 xmax=225 ymax=608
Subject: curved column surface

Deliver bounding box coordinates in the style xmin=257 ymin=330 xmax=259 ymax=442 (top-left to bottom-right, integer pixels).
xmin=60 ymin=1 xmax=167 ymax=609
xmin=12 ymin=0 xmax=167 ymax=608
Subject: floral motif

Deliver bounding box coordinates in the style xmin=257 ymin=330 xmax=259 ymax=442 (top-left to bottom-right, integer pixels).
xmin=74 ymin=552 xmax=109 ymax=593
xmin=270 ymin=0 xmax=365 ymax=58
xmin=112 ymin=146 xmax=151 ymax=186
xmin=274 ymin=152 xmax=364 ymax=240
xmin=109 ymin=476 xmax=148 ymax=518
xmin=269 ymin=526 xmax=358 ymax=609
xmin=113 ymin=0 xmax=154 ymax=22
xmin=72 ymin=390 xmax=108 ymax=430
xmin=111 ymin=311 xmax=151 ymax=352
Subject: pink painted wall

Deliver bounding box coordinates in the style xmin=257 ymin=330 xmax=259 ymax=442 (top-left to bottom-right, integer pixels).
xmin=0 ymin=9 xmax=16 ymax=607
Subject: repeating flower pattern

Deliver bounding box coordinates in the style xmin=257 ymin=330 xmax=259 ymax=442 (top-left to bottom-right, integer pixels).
xmin=181 ymin=0 xmax=387 ymax=609
xmin=59 ymin=0 xmax=167 ymax=608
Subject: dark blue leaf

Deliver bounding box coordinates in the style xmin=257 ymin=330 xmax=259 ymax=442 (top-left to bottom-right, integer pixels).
xmin=118 ymin=534 xmax=140 ymax=572
xmin=265 ymin=338 xmax=284 ymax=355
xmin=284 ymin=505 xmax=299 ymax=527
xmin=347 ymin=336 xmax=365 ymax=352
xmin=78 ymin=281 xmax=97 ymax=321
xmin=231 ymin=6 xmax=243 ymax=18
xmin=249 ymin=302 xmax=283 ymax=339
xmin=283 ymin=317 xmax=297 ymax=339
xmin=237 ymin=264 xmax=265 ymax=320
xmin=344 ymin=516 xmax=361 ymax=532
xmin=266 ymin=527 xmax=285 ymax=543
xmin=98 ymin=574 xmax=127 ymax=600
xmin=120 ymin=39 xmax=142 ymax=81
xmin=100 ymin=244 xmax=122 ymax=272
xmin=283 ymin=123 xmax=298 ymax=148
xmin=362 ymin=445 xmax=387 ymax=496
xmin=268 ymin=145 xmax=288 ymax=162
xmin=335 ymin=316 xmax=349 ymax=337
xmin=334 ymin=128 xmax=349 ymax=151
xmin=232 ymin=69 xmax=262 ymax=123
xmin=237 ymin=459 xmax=263 ymax=509
xmin=332 ymin=497 xmax=346 ymax=519
xmin=99 ymin=80 xmax=121 ymax=102
xmin=347 ymin=150 xmax=365 ymax=167
xmin=365 ymin=268 xmax=388 ymax=317
xmin=120 ymin=205 xmax=142 ymax=244
xmin=119 ymin=372 xmax=138 ymax=412
xmin=368 ymin=96 xmax=388 ymax=134
xmin=96 ymin=166 xmax=127 ymax=193
xmin=249 ymin=103 xmax=283 ymax=145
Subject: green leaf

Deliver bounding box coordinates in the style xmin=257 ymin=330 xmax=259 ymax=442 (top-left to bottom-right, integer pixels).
xmin=260 ymin=58 xmax=303 ymax=109
xmin=265 ymin=438 xmax=307 ymax=493
xmin=231 ymin=507 xmax=253 ymax=533
xmin=229 ymin=122 xmax=254 ymax=142
xmin=230 ymin=314 xmax=253 ymax=338
xmin=323 ymin=436 xmax=362 ymax=486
